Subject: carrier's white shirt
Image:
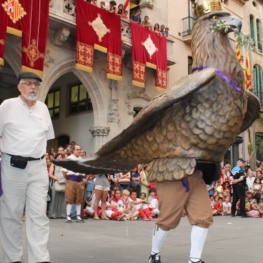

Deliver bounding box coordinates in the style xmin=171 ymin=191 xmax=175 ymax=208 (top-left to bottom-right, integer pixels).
xmin=0 ymin=97 xmax=54 ymax=157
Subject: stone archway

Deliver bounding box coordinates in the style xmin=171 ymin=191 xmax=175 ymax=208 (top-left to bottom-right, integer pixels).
xmin=38 ymin=58 xmax=107 ymax=127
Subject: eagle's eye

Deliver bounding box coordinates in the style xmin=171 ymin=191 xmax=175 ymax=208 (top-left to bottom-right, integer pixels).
xmin=210 ymin=15 xmax=219 ymax=21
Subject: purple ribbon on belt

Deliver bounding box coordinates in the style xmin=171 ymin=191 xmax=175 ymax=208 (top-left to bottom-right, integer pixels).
xmin=0 ymin=161 xmax=3 ymax=197
xmin=68 ymin=175 xmax=83 ymax=183
xmin=192 ymin=66 xmax=242 ymax=92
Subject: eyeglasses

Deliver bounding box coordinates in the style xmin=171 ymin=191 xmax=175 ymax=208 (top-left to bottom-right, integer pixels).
xmin=20 ymin=81 xmax=41 ymax=87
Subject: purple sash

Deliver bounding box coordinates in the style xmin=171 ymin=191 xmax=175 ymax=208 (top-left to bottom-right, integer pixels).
xmin=0 ymin=161 xmax=2 ymax=196
xmin=68 ymin=175 xmax=83 ymax=183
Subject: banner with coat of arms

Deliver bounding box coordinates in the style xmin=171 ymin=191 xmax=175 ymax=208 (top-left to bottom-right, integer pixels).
xmin=0 ymin=0 xmax=49 ymax=77
xmin=130 ymin=22 xmax=167 ymax=90
xmin=75 ymin=0 xmax=122 ymax=81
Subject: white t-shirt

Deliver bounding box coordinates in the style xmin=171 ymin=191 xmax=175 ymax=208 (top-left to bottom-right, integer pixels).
xmin=0 ymin=97 xmax=54 ymax=157
xmin=223 ymin=202 xmax=231 ymax=211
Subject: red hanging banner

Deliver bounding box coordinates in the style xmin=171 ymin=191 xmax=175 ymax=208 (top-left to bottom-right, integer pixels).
xmin=75 ymin=0 xmax=122 ymax=81
xmin=130 ymin=21 xmax=167 ymax=90
xmin=1 ymin=0 xmax=49 ymax=77
xmin=0 ymin=1 xmax=8 ymax=66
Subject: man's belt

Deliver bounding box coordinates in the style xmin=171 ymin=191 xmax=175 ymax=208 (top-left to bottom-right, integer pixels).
xmin=68 ymin=175 xmax=84 ymax=182
xmin=7 ymin=154 xmax=45 ymax=161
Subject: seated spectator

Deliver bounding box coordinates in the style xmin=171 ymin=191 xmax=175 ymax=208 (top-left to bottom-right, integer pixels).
xmin=222 ymin=196 xmax=231 ymax=215
xmin=206 ymin=182 xmax=215 ymax=197
xmin=222 ymin=190 xmax=230 ymax=200
xmin=212 ymin=196 xmax=223 ymax=216
xmin=255 ymin=168 xmax=262 ymax=179
xmin=148 ymin=189 xmax=159 ymax=217
xmin=131 ymin=9 xmax=141 ymax=24
xmin=222 ymin=181 xmax=231 ymax=192
xmin=141 ymin=15 xmax=152 ymax=29
xmin=253 ymin=177 xmax=262 ymax=194
xmin=215 ymin=179 xmax=223 ymax=198
xmin=247 ymin=192 xmax=263 ymax=218
xmin=213 ymin=190 xmax=219 ymax=198
xmin=210 ymin=196 xmax=215 ymax=209
xmin=129 ymin=190 xmax=153 ymax=220
xmin=116 ymin=189 xmax=132 ymax=220
xmin=245 ymin=196 xmax=250 ymax=212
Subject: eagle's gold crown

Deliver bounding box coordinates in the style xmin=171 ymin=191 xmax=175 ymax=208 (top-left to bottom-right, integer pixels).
xmin=191 ymin=0 xmax=222 ymax=18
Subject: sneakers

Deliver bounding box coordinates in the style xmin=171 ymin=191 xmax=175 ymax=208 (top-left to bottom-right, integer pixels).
xmin=65 ymin=215 xmax=72 ymax=223
xmin=76 ymin=215 xmax=84 ymax=223
xmin=188 ymin=260 xmax=205 ymax=263
xmin=149 ymin=253 xmax=161 ymax=263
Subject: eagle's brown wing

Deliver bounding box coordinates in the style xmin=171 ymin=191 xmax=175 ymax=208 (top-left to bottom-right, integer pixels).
xmin=238 ymin=91 xmax=261 ymax=134
xmin=53 ymin=68 xmax=216 ymax=173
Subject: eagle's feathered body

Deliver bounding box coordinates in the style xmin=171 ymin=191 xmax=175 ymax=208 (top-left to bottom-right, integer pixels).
xmin=54 ymin=12 xmax=260 ymax=182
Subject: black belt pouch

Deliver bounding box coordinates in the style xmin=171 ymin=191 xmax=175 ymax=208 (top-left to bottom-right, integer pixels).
xmin=10 ymin=156 xmax=28 ymax=169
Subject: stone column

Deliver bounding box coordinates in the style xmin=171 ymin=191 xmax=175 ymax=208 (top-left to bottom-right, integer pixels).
xmin=89 ymin=126 xmax=110 ymax=152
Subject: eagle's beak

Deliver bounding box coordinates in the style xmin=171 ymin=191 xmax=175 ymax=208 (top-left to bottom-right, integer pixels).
xmin=222 ymin=16 xmax=242 ymax=33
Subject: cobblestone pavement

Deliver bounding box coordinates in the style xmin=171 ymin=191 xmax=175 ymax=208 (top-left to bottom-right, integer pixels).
xmin=0 ymin=216 xmax=261 ymax=263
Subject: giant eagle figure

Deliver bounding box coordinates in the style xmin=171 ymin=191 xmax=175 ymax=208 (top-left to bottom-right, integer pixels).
xmin=54 ymin=11 xmax=260 ymax=183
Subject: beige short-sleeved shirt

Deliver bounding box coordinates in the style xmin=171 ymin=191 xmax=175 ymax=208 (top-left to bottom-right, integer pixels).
xmin=0 ymin=96 xmax=54 ymax=157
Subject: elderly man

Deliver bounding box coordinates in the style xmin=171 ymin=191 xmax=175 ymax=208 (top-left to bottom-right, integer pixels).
xmin=63 ymin=144 xmax=87 ymax=223
xmin=0 ymin=72 xmax=54 ymax=263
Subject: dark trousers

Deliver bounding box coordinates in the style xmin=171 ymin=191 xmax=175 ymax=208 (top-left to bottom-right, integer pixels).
xmin=231 ymin=184 xmax=246 ymax=216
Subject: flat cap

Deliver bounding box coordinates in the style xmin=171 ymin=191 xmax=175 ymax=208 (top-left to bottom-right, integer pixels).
xmin=237 ymin=158 xmax=245 ymax=163
xmin=18 ymin=72 xmax=42 ymax=82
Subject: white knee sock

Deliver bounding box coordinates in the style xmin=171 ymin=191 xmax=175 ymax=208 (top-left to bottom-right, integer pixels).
xmin=189 ymin=225 xmax=208 ymax=262
xmin=76 ymin=204 xmax=81 ymax=216
xmin=151 ymin=225 xmax=169 ymax=254
xmin=66 ymin=204 xmax=72 ymax=216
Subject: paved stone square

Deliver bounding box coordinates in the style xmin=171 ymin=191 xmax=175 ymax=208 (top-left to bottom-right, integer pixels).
xmin=0 ymin=216 xmax=261 ymax=263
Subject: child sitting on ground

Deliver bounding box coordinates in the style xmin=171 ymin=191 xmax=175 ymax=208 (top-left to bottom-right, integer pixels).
xmin=222 ymin=196 xmax=231 ymax=215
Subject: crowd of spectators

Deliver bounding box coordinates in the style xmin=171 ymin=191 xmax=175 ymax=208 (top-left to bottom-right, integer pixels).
xmin=35 ymin=141 xmax=263 ymax=221
xmin=44 ymin=142 xmax=159 ymax=222
xmin=85 ymin=0 xmax=169 ymax=37
xmin=208 ymin=162 xmax=263 ymax=218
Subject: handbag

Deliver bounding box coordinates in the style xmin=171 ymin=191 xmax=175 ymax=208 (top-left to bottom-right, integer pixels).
xmin=54 ymin=179 xmax=66 ymax=192
xmin=131 ymin=180 xmax=140 ymax=188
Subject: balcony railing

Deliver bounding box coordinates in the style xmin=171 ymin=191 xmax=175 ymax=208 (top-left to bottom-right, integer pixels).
xmin=181 ymin=16 xmax=196 ymax=37
xmin=49 ymin=0 xmax=175 ymax=65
